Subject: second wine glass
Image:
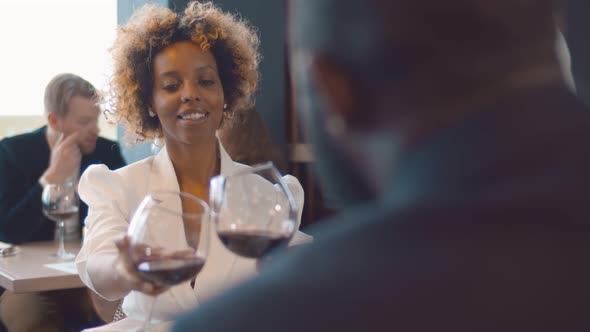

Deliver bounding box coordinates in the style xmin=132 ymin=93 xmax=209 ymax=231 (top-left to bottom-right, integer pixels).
xmin=41 ymin=182 xmax=78 ymax=259
xmin=210 ymin=162 xmax=298 ymax=259
xmin=127 ymin=191 xmax=210 ymax=331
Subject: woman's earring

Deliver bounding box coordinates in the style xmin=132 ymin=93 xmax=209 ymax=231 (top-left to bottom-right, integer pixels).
xmin=148 ymin=109 xmax=157 ymax=117
xmin=223 ymin=103 xmax=228 ymax=111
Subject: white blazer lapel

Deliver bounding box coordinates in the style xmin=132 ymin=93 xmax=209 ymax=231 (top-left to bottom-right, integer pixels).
xmin=144 ymin=147 xmax=201 ymax=314
xmin=218 ymin=140 xmax=241 ymax=176
xmin=193 ymin=141 xmax=258 ymax=301
xmin=148 ymin=146 xmax=181 ymax=193
xmin=144 ymin=147 xmax=185 ymax=249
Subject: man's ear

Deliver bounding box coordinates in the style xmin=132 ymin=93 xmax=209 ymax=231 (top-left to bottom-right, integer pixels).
xmin=46 ymin=112 xmax=61 ymax=131
xmin=310 ymin=54 xmax=358 ymax=127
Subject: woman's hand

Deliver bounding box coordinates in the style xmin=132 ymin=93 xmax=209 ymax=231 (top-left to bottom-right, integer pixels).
xmin=114 ymin=236 xmax=170 ymax=296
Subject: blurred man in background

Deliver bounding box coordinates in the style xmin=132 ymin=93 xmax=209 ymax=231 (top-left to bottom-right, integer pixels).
xmin=174 ymin=0 xmax=590 ymax=331
xmin=0 ymin=73 xmax=125 ymax=331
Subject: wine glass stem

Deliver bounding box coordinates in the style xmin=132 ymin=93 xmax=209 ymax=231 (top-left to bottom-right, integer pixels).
xmin=57 ymin=220 xmax=66 ymax=258
xmin=142 ymin=296 xmax=156 ymax=332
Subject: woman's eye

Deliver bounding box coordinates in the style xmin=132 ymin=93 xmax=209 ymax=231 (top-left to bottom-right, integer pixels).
xmin=162 ymin=83 xmax=179 ymax=91
xmin=199 ymin=79 xmax=215 ymax=86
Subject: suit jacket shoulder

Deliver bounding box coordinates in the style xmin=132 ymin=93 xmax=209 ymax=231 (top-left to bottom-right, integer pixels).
xmin=83 ymin=136 xmax=126 ymax=171
xmin=0 ymin=127 xmax=48 ymax=166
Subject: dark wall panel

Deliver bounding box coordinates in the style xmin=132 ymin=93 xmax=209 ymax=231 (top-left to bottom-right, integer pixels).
xmin=171 ymin=0 xmax=287 ymax=152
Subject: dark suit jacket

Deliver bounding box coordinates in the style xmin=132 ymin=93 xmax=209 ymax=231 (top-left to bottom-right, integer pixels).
xmin=173 ymin=83 xmax=590 ymax=331
xmin=0 ymin=126 xmax=126 ymax=243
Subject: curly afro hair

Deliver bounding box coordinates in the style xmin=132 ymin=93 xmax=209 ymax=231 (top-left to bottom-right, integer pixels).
xmin=109 ymin=1 xmax=260 ymax=141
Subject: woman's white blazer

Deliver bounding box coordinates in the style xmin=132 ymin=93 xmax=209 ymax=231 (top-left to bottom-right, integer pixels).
xmin=75 ymin=143 xmax=307 ymax=331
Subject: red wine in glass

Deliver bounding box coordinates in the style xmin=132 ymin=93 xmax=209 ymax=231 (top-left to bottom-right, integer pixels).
xmin=217 ymin=230 xmax=290 ymax=259
xmin=136 ymin=257 xmax=206 ymax=287
xmin=44 ymin=209 xmax=79 ymax=222
xmin=210 ymin=162 xmax=299 ymax=261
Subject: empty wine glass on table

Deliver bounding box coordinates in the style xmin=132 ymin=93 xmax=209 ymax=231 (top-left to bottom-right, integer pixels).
xmin=210 ymin=162 xmax=298 ymax=259
xmin=41 ymin=182 xmax=78 ymax=259
xmin=127 ymin=191 xmax=210 ymax=331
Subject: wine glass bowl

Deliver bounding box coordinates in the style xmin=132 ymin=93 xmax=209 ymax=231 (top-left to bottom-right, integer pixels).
xmin=41 ymin=182 xmax=78 ymax=259
xmin=126 ymin=191 xmax=209 ymax=331
xmin=127 ymin=191 xmax=210 ymax=289
xmin=210 ymin=162 xmax=298 ymax=259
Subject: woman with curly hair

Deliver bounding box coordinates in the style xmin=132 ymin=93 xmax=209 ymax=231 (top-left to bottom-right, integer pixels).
xmin=75 ymin=2 xmax=308 ymax=330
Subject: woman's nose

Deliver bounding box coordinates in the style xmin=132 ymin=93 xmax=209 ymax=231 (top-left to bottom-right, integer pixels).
xmin=181 ymin=81 xmax=200 ymax=103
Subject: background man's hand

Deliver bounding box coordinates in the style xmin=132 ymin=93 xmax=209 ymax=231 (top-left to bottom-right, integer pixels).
xmin=41 ymin=132 xmax=81 ymax=185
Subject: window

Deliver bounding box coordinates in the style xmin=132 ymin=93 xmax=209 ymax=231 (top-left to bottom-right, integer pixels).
xmin=0 ymin=0 xmax=118 ymax=140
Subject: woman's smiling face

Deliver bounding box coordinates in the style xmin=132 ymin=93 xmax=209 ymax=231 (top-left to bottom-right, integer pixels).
xmin=151 ymin=41 xmax=225 ymax=146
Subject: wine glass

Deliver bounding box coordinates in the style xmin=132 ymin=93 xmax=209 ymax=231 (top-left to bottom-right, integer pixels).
xmin=209 ymin=161 xmax=298 ymax=259
xmin=41 ymin=182 xmax=78 ymax=259
xmin=127 ymin=191 xmax=210 ymax=331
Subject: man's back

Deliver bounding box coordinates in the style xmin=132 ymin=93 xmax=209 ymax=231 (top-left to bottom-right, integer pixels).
xmin=174 ymin=84 xmax=590 ymax=331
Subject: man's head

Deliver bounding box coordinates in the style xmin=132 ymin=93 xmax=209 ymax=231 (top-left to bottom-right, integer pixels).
xmin=291 ymin=0 xmax=559 ymax=131
xmin=44 ymin=73 xmax=101 ymax=154
xmin=290 ymin=0 xmax=561 ymax=200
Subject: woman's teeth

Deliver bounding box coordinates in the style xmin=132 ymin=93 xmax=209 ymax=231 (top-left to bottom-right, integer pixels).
xmin=180 ymin=113 xmax=206 ymax=120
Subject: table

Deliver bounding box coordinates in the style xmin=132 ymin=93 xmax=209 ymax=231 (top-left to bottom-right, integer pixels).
xmin=0 ymin=241 xmax=84 ymax=293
